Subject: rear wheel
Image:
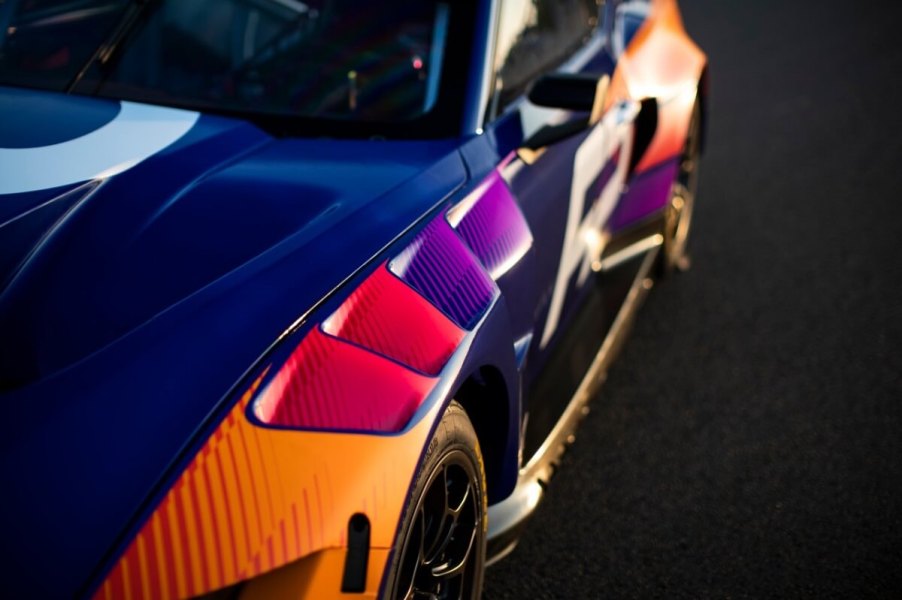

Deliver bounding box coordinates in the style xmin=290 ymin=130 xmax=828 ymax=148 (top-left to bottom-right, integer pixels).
xmin=662 ymin=97 xmax=702 ymax=273
xmin=385 ymin=401 xmax=487 ymax=600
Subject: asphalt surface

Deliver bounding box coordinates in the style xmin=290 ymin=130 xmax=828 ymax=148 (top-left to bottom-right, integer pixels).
xmin=483 ymin=1 xmax=902 ymax=597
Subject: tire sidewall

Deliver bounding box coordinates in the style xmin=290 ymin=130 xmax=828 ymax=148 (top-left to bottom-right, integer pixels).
xmin=383 ymin=401 xmax=487 ymax=599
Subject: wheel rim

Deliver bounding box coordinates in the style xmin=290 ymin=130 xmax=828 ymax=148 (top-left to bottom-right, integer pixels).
xmin=395 ymin=451 xmax=481 ymax=600
xmin=666 ymin=100 xmax=701 ymax=270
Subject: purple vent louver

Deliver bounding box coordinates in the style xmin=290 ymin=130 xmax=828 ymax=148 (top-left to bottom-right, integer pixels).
xmin=390 ymin=217 xmax=495 ymax=330
xmin=447 ymin=172 xmax=533 ymax=280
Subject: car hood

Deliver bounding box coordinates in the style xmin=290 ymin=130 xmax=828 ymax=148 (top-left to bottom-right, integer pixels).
xmin=0 ymin=87 xmax=467 ymax=596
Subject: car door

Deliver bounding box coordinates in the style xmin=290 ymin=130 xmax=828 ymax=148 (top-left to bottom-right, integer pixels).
xmin=483 ymin=0 xmax=647 ymax=458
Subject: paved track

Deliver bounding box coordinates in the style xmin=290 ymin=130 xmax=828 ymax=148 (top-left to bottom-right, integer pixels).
xmin=484 ymin=0 xmax=902 ymax=597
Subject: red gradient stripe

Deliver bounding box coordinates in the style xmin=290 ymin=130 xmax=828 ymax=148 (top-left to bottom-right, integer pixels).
xmin=253 ymin=328 xmax=437 ymax=432
xmin=323 ymin=264 xmax=465 ymax=375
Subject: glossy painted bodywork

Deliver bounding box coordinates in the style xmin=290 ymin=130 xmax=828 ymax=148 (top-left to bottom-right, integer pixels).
xmin=93 ymin=168 xmax=531 ymax=598
xmin=479 ymin=0 xmax=706 ymax=446
xmin=0 ymin=0 xmax=705 ymax=597
xmin=93 ymin=367 xmax=442 ymax=600
xmin=0 ymin=85 xmax=472 ymax=597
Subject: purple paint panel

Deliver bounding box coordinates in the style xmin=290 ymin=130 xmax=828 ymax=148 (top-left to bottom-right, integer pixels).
xmin=610 ymin=159 xmax=679 ymax=232
xmin=447 ymin=171 xmax=533 ymax=280
xmin=390 ymin=217 xmax=495 ymax=330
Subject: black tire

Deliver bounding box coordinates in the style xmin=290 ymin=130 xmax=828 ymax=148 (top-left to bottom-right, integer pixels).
xmin=384 ymin=401 xmax=487 ymax=600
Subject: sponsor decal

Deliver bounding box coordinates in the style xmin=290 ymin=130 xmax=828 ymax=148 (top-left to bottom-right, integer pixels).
xmin=0 ymin=101 xmax=199 ymax=195
xmin=540 ymin=101 xmax=639 ymax=347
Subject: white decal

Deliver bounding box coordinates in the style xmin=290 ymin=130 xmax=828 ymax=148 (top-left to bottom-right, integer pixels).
xmin=539 ymin=101 xmax=639 ymax=348
xmin=0 ymin=102 xmax=200 ymax=195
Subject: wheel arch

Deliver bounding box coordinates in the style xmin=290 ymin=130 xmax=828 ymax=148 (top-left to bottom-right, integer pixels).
xmin=452 ymin=364 xmax=519 ymax=505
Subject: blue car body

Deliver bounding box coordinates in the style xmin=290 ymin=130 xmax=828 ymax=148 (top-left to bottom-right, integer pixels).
xmin=0 ymin=0 xmax=706 ymax=596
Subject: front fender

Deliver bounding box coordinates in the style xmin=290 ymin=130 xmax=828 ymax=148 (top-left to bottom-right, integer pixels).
xmin=90 ymin=163 xmax=532 ymax=600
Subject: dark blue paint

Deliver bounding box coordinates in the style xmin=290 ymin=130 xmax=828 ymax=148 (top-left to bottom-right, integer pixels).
xmin=0 ymin=112 xmax=273 ymax=386
xmin=0 ymin=182 xmax=86 ymax=225
xmin=622 ymin=14 xmax=647 ymax=50
xmin=0 ymin=87 xmax=467 ymax=598
xmin=485 ymin=110 xmax=525 ymax=158
xmin=491 ymin=111 xmax=601 ymax=381
xmin=0 ymin=182 xmax=98 ymax=287
xmin=449 ymin=297 xmax=522 ymax=503
xmin=0 ymin=86 xmax=121 ymax=148
xmin=0 ymin=5 xmax=687 ymax=594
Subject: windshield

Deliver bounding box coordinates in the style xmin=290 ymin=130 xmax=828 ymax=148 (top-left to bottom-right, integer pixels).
xmin=0 ymin=0 xmax=472 ymax=137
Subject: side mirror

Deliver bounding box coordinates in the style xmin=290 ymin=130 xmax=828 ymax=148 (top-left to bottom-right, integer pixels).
xmin=518 ymin=74 xmax=610 ymax=164
xmin=528 ymin=73 xmax=609 ymax=118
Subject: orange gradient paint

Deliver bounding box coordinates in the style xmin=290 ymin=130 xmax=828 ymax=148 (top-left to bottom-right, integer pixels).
xmin=608 ymin=0 xmax=707 ymax=172
xmin=96 ymin=372 xmax=445 ymax=599
xmin=239 ymin=548 xmax=391 ymax=599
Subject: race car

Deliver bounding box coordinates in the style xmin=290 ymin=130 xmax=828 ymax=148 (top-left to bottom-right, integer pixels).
xmin=0 ymin=0 xmax=706 ymax=597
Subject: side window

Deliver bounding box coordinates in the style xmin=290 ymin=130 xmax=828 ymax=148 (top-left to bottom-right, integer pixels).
xmin=83 ymin=0 xmax=447 ymax=121
xmin=490 ymin=0 xmax=602 ymax=116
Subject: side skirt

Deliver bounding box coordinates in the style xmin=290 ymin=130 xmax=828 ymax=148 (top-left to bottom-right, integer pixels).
xmin=485 ymin=232 xmax=662 ymax=563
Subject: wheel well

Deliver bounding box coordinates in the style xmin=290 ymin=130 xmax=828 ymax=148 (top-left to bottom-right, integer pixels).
xmin=453 ymin=366 xmax=512 ymax=504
